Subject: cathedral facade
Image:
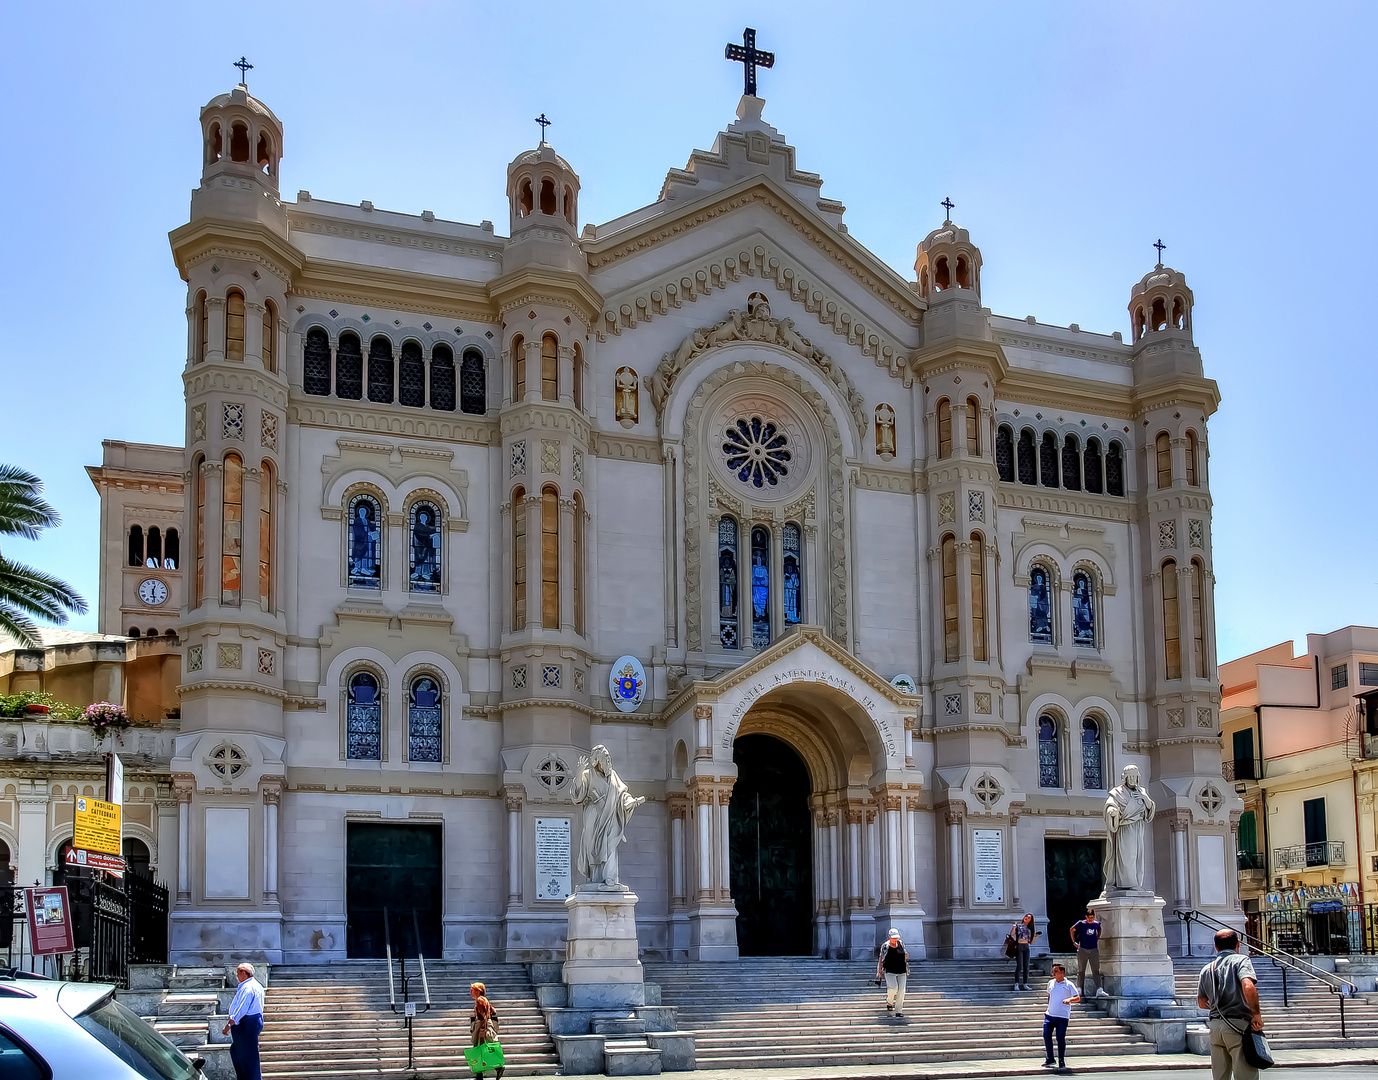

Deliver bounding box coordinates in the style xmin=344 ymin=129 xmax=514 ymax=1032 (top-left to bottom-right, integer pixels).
xmin=153 ymin=77 xmax=1236 ymax=965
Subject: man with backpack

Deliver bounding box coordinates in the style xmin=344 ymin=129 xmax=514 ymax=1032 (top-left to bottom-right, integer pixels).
xmin=1197 ymin=928 xmax=1265 ymax=1080
xmin=876 ymin=928 xmax=910 ymax=1017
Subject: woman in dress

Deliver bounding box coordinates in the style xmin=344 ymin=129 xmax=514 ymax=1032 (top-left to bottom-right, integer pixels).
xmin=468 ymin=982 xmax=503 ymax=1080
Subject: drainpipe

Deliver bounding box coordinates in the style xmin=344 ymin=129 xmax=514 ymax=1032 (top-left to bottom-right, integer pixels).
xmin=1256 ymin=706 xmax=1271 ymax=893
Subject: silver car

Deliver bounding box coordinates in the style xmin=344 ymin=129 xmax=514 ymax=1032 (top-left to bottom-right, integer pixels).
xmin=0 ymin=973 xmax=206 ymax=1079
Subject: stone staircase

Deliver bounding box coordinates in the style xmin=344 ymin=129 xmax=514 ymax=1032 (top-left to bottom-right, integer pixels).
xmin=122 ymin=965 xmax=241 ymax=1078
xmin=643 ymin=957 xmax=1155 ymax=1070
xmin=1171 ymin=955 xmax=1378 ymax=1049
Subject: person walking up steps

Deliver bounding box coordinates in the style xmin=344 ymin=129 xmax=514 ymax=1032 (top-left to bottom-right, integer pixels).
xmin=1071 ymin=907 xmax=1108 ymax=999
xmin=1197 ymin=928 xmax=1265 ymax=1080
xmin=467 ymin=982 xmax=505 ymax=1080
xmin=222 ymin=962 xmax=265 ymax=1080
xmin=877 ymin=928 xmax=910 ymax=1017
xmin=1041 ymin=962 xmax=1081 ymax=1070
xmin=1011 ymin=913 xmax=1041 ymax=990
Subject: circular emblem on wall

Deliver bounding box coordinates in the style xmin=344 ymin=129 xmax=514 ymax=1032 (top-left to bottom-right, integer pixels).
xmin=890 ymin=673 xmax=918 ymax=695
xmin=609 ymin=656 xmax=647 ymax=713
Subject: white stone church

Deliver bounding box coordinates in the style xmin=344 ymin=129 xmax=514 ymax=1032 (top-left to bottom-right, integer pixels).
xmin=106 ymin=62 xmax=1239 ymax=966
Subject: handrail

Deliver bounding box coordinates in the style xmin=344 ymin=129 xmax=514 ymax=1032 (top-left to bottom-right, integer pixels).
xmin=382 ymin=905 xmax=396 ymax=1008
xmin=1176 ymin=908 xmax=1357 ymax=1038
xmin=411 ymin=908 xmax=431 ymax=1007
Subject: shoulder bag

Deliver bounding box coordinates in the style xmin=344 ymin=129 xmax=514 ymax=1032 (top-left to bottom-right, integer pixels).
xmin=1003 ymin=927 xmax=1018 ymax=959
xmin=1208 ymin=955 xmax=1273 ymax=1070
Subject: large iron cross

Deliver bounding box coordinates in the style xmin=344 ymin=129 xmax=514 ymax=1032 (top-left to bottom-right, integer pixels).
xmin=1153 ymin=238 xmax=1166 ymax=267
xmin=535 ymin=113 xmax=552 ymax=143
xmin=233 ymin=56 xmax=253 ymax=86
xmin=725 ymin=28 xmax=775 ymax=97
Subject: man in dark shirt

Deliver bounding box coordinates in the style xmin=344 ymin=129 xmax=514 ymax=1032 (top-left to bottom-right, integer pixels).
xmin=876 ymin=928 xmax=910 ymax=1017
xmin=1070 ymin=908 xmax=1106 ymax=999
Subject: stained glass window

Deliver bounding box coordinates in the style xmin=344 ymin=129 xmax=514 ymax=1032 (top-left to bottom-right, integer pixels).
xmin=225 ymin=290 xmax=245 ymax=362
xmin=541 ymin=486 xmax=559 ymax=629
xmin=512 ymin=334 xmax=526 ymax=403
xmin=347 ymin=494 xmax=382 ymax=588
xmin=512 ymin=488 xmax=527 ymax=630
xmin=1186 ymin=431 xmax=1199 ymax=487
xmin=459 ymin=348 xmax=485 ymax=414
xmin=409 ymin=501 xmax=442 ymax=592
xmin=1192 ymin=559 xmax=1206 ymax=677
xmin=782 ymin=523 xmax=802 ymax=625
xmin=965 ymin=397 xmax=980 ymax=455
xmin=1162 ymin=559 xmax=1181 ymax=679
xmin=303 ymin=328 xmax=331 ymax=395
xmin=347 ymin=672 xmax=381 ymax=760
xmin=1072 ymin=571 xmax=1095 ymax=647
xmin=1040 ymin=432 xmax=1059 ymax=487
xmin=936 ymin=399 xmax=953 ymax=458
xmin=1156 ymin=431 xmax=1172 ymax=489
xmin=1082 ymin=717 xmax=1103 ymax=790
xmin=719 ymin=517 xmax=739 ymax=649
xmin=408 ymin=675 xmax=442 ymax=763
xmin=723 ymin=417 xmax=791 ymax=488
xmin=259 ymin=461 xmax=273 ymax=611
xmin=1083 ymin=438 xmax=1103 ymax=494
xmin=970 ymin=533 xmax=987 ymax=662
xmin=1038 ymin=716 xmax=1060 ymax=788
xmin=996 ymin=427 xmax=1014 ymax=482
xmin=751 ymin=526 xmax=771 ymax=648
xmin=399 ymin=341 xmax=425 ymax=407
xmin=336 ymin=333 xmax=363 ymax=400
xmin=368 ymin=337 xmax=394 ymax=404
xmin=1029 ymin=565 xmax=1053 ymax=644
xmin=222 ymin=454 xmax=243 ymax=604
xmin=942 ymin=535 xmax=958 ymax=662
xmin=1017 ymin=429 xmax=1036 ymax=485
xmin=541 ymin=333 xmax=559 ymax=401
xmin=1106 ymin=441 xmax=1124 ymax=497
xmin=262 ymin=300 xmax=277 ymax=373
xmin=1062 ymin=435 xmax=1081 ymax=491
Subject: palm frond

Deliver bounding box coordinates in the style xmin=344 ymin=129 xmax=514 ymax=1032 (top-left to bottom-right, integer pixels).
xmin=0 ymin=464 xmax=61 ymax=541
xmin=0 ymin=608 xmax=40 ymax=649
xmin=0 ymin=559 xmax=89 ymax=621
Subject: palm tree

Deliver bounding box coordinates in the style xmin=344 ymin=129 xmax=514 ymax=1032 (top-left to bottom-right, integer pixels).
xmin=0 ymin=464 xmax=87 ymax=647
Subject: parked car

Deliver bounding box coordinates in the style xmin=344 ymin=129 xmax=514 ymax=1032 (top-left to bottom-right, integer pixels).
xmin=0 ymin=970 xmax=205 ymax=1079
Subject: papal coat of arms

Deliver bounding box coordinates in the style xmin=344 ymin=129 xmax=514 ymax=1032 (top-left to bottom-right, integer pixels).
xmin=609 ymin=655 xmax=646 ymax=713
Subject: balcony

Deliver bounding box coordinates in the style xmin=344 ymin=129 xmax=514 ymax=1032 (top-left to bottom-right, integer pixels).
xmin=1237 ymin=849 xmax=1266 ymax=873
xmin=1222 ymin=758 xmax=1258 ymax=782
xmin=1273 ymin=841 xmax=1346 ymax=871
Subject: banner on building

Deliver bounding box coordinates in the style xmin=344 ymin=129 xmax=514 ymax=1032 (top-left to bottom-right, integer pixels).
xmin=64 ymin=848 xmax=125 ymax=877
xmin=25 ymin=886 xmax=74 ymax=955
xmin=73 ymin=797 xmax=121 ymax=856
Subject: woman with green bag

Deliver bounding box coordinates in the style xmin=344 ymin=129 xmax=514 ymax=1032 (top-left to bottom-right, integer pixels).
xmin=465 ymin=982 xmax=505 ymax=1079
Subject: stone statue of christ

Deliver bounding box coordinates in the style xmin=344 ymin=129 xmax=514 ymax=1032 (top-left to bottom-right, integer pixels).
xmin=1103 ymin=764 xmax=1155 ymax=893
xmin=572 ymin=744 xmax=645 ymax=889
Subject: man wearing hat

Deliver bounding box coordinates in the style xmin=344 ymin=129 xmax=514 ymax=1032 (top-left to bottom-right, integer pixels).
xmin=876 ymin=928 xmax=910 ymax=1017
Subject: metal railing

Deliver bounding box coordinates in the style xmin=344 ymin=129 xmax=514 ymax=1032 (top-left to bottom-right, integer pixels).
xmin=383 ymin=907 xmax=431 ymax=1071
xmin=1222 ymin=759 xmax=1258 ymax=782
xmin=1177 ymin=908 xmax=1358 ymax=1038
xmin=1273 ymin=841 xmax=1346 ymax=870
xmin=1237 ymin=850 xmax=1266 ymax=872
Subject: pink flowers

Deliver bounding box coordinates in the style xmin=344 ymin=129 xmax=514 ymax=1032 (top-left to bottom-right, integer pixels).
xmin=81 ymin=702 xmax=131 ymax=741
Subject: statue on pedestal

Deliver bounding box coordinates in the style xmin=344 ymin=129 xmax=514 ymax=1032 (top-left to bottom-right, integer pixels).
xmin=572 ymin=744 xmax=645 ymax=890
xmin=1103 ymin=764 xmax=1156 ymax=893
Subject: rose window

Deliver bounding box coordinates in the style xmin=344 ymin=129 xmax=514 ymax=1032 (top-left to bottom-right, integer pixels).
xmin=722 ymin=417 xmax=791 ymax=488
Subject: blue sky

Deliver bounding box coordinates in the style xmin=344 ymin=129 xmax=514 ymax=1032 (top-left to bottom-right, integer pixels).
xmin=1 ymin=1 xmax=1373 ymax=662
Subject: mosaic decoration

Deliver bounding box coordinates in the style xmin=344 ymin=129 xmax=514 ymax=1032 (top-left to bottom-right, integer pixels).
xmin=542 ymin=665 xmax=561 ymax=688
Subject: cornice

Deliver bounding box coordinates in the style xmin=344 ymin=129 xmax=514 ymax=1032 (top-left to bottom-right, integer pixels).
xmin=499 ymin=404 xmax=592 ymax=445
xmin=855 ymin=466 xmax=919 ymax=495
xmin=997 ymin=368 xmax=1134 ymax=420
xmin=995 ymin=484 xmax=1139 ymax=524
xmin=592 ymin=432 xmax=664 ymax=463
xmin=1131 ymin=376 xmax=1222 ymax=418
xmin=911 ymin=341 xmax=1007 ymax=385
xmin=286 ymin=211 xmax=505 ymax=260
xmin=293 ymin=257 xmax=497 ymax=324
xmin=185 ymin=365 xmax=289 ymax=411
xmin=486 ymin=266 xmax=604 ymax=328
xmin=289 ymin=398 xmax=498 ymax=445
xmin=169 ymin=219 xmax=303 ymax=283
xmin=176 ymin=679 xmax=301 ymax=703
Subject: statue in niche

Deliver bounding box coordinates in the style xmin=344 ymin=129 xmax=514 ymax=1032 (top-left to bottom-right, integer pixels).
xmin=1102 ymin=764 xmax=1156 ymax=893
xmin=875 ymin=403 xmax=897 ymax=459
xmin=572 ymin=744 xmax=645 ymax=889
xmin=614 ymin=366 xmax=639 ymax=428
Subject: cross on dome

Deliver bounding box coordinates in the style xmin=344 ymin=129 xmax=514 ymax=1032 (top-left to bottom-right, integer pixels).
xmin=1153 ymin=238 xmax=1166 ymax=268
xmin=941 ymin=196 xmax=955 ymax=224
xmin=535 ymin=113 xmax=552 ymax=145
xmin=725 ymin=27 xmax=775 ymax=97
xmin=233 ymin=56 xmax=253 ymax=87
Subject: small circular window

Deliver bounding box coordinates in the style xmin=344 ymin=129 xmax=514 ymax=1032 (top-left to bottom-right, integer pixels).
xmin=723 ymin=417 xmax=791 ymax=488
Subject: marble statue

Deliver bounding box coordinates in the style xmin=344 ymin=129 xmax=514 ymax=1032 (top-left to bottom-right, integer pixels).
xmin=874 ymin=403 xmax=897 ymax=458
xmin=572 ymin=744 xmax=645 ymax=889
xmin=1103 ymin=764 xmax=1156 ymax=892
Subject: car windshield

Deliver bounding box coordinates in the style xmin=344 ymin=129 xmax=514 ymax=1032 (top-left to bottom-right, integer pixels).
xmin=74 ymin=995 xmax=199 ymax=1080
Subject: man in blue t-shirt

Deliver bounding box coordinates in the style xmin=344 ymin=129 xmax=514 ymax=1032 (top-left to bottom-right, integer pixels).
xmin=1070 ymin=908 xmax=1106 ymax=999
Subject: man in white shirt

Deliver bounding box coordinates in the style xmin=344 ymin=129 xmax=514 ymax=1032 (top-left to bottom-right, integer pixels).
xmin=222 ymin=962 xmax=266 ymax=1080
xmin=1041 ymin=962 xmax=1081 ymax=1070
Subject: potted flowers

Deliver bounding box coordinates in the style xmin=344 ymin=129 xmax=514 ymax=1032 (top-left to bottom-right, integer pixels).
xmin=81 ymin=702 xmax=131 ymax=742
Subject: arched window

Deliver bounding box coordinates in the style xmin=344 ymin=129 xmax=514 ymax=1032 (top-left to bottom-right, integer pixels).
xmin=1072 ymin=570 xmax=1095 ymax=647
xmin=194 ymin=291 xmax=208 ymax=364
xmin=207 ymin=123 xmax=221 ymax=165
xmin=1017 ymin=429 xmax=1037 ymax=485
xmin=965 ymin=397 xmax=981 ymax=455
xmin=512 ymin=487 xmax=527 ymax=630
xmin=336 ymin=332 xmax=363 ymax=400
xmin=409 ymin=501 xmax=442 ymax=592
xmin=128 ymin=525 xmax=144 ymax=568
xmin=430 ymin=344 xmax=456 ymax=411
xmin=782 ymin=522 xmax=802 ymax=626
xmin=1151 ymin=297 xmax=1167 ymax=331
xmin=751 ymin=526 xmax=771 ymax=648
xmin=541 ymin=486 xmax=560 ymax=629
xmin=564 ymin=184 xmax=576 ymax=226
xmin=511 ymin=334 xmax=526 ymax=403
xmin=934 ymin=256 xmax=950 ymax=291
xmin=368 ymin=337 xmax=394 ymax=404
xmin=1162 ymin=559 xmax=1181 ymax=679
xmin=346 ymin=671 xmax=382 ymax=760
xmin=1083 ymin=438 xmax=1103 ymax=494
xmin=519 ymin=180 xmax=533 ymax=218
xmin=398 ymin=341 xmax=425 ymax=408
xmin=1106 ymin=441 xmax=1124 ymax=497
xmin=970 ymin=532 xmax=987 ymax=662
xmin=1038 ymin=716 xmax=1061 ymax=788
xmin=1192 ymin=558 xmax=1208 ymax=677
xmin=941 ymin=534 xmax=958 ymax=662
xmin=222 ymin=453 xmax=243 ymax=604
xmin=1155 ymin=431 xmax=1172 ymax=489
xmin=122 ymin=838 xmax=152 ymax=880
xmin=719 ymin=517 xmax=739 ymax=649
xmin=262 ymin=299 xmax=276 ymax=373
xmin=1186 ymin=430 xmax=1199 ymax=487
xmin=347 ymin=493 xmax=382 ymax=589
xmin=541 ymin=333 xmax=559 ymax=401
xmin=256 ymin=132 xmax=272 ymax=172
xmin=573 ymin=493 xmax=585 ymax=636
xmin=996 ymin=426 xmax=1014 ymax=482
xmin=259 ymin=461 xmax=273 ymax=610
xmin=147 ymin=527 xmax=162 ymax=569
xmin=194 ymin=457 xmax=205 ymax=601
xmin=128 ymin=628 xmax=140 ymax=638
xmin=229 ymin=122 xmax=250 ymax=163
xmin=459 ymin=349 xmax=485 ymax=414
xmin=303 ymin=327 xmax=331 ymax=395
xmin=408 ymin=674 xmax=442 ymax=763
xmin=225 ymin=290 xmax=245 ymax=362
xmin=164 ymin=528 xmax=179 ymax=570
xmin=1029 ymin=564 xmax=1053 ymax=644
xmin=1172 ymin=296 xmax=1185 ymax=329
xmin=572 ymin=343 xmax=584 ymax=412
xmin=1040 ymin=432 xmax=1059 ymax=487
xmin=1062 ymin=435 xmax=1081 ymax=490
xmin=540 ymin=178 xmax=557 ymax=215
xmin=1081 ymin=717 xmax=1104 ymax=790
xmin=936 ymin=399 xmax=953 ymax=458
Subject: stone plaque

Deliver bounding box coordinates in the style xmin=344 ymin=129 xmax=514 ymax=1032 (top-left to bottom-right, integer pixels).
xmin=972 ymin=828 xmax=1004 ymax=904
xmin=535 ymin=817 xmax=572 ymax=901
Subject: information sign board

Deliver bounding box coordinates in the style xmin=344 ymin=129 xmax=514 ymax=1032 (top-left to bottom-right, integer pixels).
xmin=534 ymin=818 xmax=572 ymax=901
xmin=65 ymin=848 xmax=125 ymax=876
xmin=73 ymin=797 xmax=121 ymax=856
xmin=25 ymin=887 xmax=74 ymax=955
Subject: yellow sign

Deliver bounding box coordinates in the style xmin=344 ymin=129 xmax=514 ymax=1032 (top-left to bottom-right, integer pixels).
xmin=73 ymin=797 xmax=121 ymax=856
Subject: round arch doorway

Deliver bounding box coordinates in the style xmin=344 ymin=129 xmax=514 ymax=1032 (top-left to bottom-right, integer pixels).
xmin=730 ymin=733 xmax=813 ymax=956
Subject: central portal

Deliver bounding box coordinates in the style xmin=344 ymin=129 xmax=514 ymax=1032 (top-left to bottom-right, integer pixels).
xmin=346 ymin=823 xmax=443 ymax=959
xmin=730 ymin=733 xmax=813 ymax=955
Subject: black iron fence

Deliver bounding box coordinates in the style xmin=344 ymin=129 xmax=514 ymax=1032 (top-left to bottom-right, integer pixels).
xmin=1259 ymin=888 xmax=1377 ymax=955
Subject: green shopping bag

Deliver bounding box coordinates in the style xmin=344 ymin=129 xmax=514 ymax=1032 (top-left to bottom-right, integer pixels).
xmin=464 ymin=1041 xmax=505 ymax=1073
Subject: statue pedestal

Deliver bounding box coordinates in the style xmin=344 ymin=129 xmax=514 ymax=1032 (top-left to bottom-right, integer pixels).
xmin=1089 ymin=892 xmax=1176 ymax=1017
xmin=563 ymin=886 xmax=645 ymax=1008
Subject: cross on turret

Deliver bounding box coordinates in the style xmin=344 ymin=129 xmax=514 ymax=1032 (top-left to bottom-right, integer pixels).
xmin=941 ymin=197 xmax=955 ymax=224
xmin=535 ymin=113 xmax=551 ymax=144
xmin=725 ymin=28 xmax=775 ymax=97
xmin=233 ymin=56 xmax=253 ymax=87
xmin=1153 ymin=238 xmax=1166 ymax=268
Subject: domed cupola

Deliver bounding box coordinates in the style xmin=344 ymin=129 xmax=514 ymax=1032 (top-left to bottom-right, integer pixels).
xmin=1129 ymin=251 xmax=1194 ymax=345
xmin=915 ymin=214 xmax=983 ymax=303
xmin=190 ymin=72 xmax=286 ymax=234
xmin=507 ymin=141 xmax=580 ymax=238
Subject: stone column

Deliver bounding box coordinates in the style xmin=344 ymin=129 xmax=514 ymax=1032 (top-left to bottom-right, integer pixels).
xmin=1168 ymin=809 xmax=1191 ymax=905
xmin=956 ymin=538 xmax=974 ymax=659
xmin=903 ymin=715 xmax=916 ymax=768
xmin=883 ymin=792 xmax=903 ymax=903
xmin=200 ymin=460 xmax=224 ymax=607
xmin=1228 ymin=810 xmax=1243 ymax=908
xmin=667 ymin=795 xmax=688 ymax=908
xmin=558 ymin=345 xmax=575 ymax=406
xmin=241 ymin=465 xmax=263 ymax=608
xmin=694 ymin=705 xmax=712 ymax=759
xmin=692 ymin=784 xmax=713 ymax=899
xmin=846 ymin=805 xmax=863 ymax=907
xmin=903 ymin=793 xmax=918 ymax=903
xmin=524 ymin=492 xmax=542 ymax=628
xmin=16 ymin=785 xmax=48 ymax=887
xmin=260 ymin=776 xmax=282 ymax=904
xmin=662 ymin=447 xmax=679 ymax=647
xmin=205 ymin=296 xmax=226 ymax=364
xmin=558 ymin=497 xmax=576 ymax=631
xmin=716 ymin=784 xmax=733 ymax=900
xmin=244 ymin=300 xmax=265 ymax=367
xmin=173 ymin=772 xmax=195 ymax=904
xmin=1009 ymin=803 xmax=1025 ymax=909
xmin=946 ymin=805 xmax=965 ymax=907
xmin=865 ymin=807 xmax=879 ymax=907
xmin=156 ymin=790 xmax=179 ymax=893
xmin=503 ymin=786 xmax=524 ymax=905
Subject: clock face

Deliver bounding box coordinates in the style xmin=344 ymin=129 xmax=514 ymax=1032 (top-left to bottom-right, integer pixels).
xmin=138 ymin=578 xmax=168 ymax=606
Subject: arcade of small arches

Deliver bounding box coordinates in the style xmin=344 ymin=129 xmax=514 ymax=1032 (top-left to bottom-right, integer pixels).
xmin=1132 ymin=290 xmax=1191 ymax=343
xmin=1036 ymin=710 xmax=1112 ymax=792
xmin=995 ymin=425 xmax=1126 ymax=496
xmin=509 ymin=332 xmax=585 ymax=411
xmin=204 ymin=113 xmax=278 ymax=179
xmin=192 ymin=288 xmax=279 ymax=372
xmin=127 ymin=525 xmax=180 ymax=571
xmin=515 ymin=174 xmax=577 ymax=226
xmin=508 ymin=484 xmax=587 ymax=636
xmin=301 ymin=328 xmax=488 ymax=415
xmin=341 ymin=664 xmax=446 ymax=764
xmin=189 ymin=452 xmax=278 ymax=612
